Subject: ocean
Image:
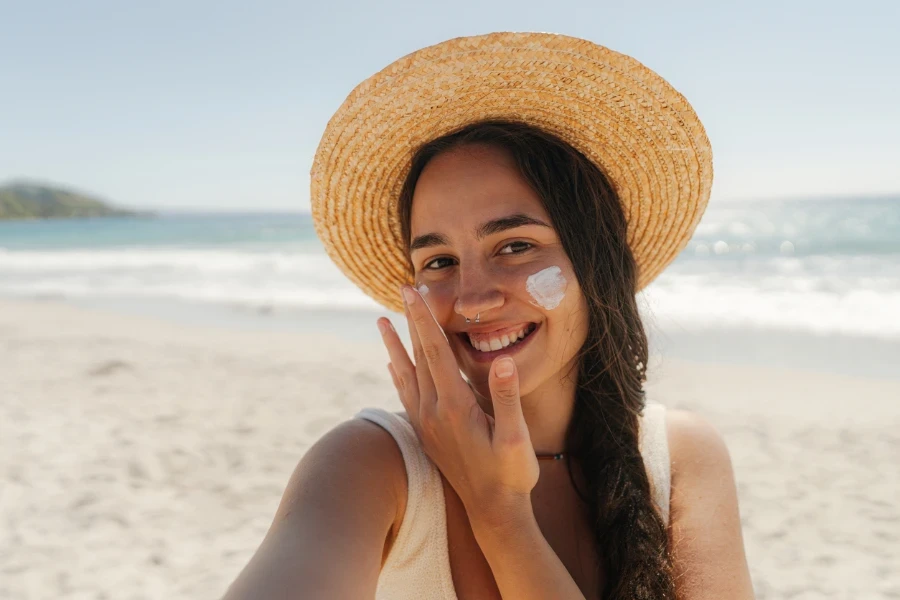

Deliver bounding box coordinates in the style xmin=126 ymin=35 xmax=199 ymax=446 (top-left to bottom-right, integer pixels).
xmin=1 ymin=196 xmax=898 ymax=344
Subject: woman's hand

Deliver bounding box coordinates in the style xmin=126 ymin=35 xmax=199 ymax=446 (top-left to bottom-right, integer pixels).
xmin=377 ymin=285 xmax=540 ymax=523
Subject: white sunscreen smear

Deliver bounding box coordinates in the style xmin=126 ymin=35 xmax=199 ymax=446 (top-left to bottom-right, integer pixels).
xmin=526 ymin=266 xmax=567 ymax=309
xmin=416 ymin=283 xmax=429 ymax=297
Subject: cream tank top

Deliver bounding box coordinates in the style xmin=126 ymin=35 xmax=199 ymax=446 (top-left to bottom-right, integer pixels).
xmin=353 ymin=402 xmax=671 ymax=600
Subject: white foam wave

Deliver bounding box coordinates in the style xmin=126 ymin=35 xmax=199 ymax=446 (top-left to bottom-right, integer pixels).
xmin=2 ymin=248 xmax=899 ymax=337
xmin=0 ymin=248 xmax=385 ymax=312
xmin=641 ymin=271 xmax=900 ymax=340
xmin=0 ymin=280 xmax=382 ymax=311
xmin=0 ymin=248 xmax=334 ymax=274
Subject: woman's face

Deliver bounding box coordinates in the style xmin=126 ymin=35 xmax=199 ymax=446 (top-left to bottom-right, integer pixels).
xmin=408 ymin=143 xmax=589 ymax=399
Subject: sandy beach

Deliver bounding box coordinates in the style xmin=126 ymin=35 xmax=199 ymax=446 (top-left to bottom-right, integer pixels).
xmin=1 ymin=297 xmax=898 ymax=600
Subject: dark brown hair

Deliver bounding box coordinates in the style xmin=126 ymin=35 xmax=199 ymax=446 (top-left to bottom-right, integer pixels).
xmin=397 ymin=120 xmax=675 ymax=599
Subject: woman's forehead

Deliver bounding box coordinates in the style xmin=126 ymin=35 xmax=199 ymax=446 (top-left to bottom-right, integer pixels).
xmin=410 ymin=145 xmax=550 ymax=236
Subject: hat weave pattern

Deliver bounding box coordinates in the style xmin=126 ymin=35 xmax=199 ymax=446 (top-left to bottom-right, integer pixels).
xmin=311 ymin=32 xmax=713 ymax=313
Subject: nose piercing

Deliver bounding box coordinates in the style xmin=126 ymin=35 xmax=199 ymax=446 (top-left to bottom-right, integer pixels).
xmin=465 ymin=313 xmax=480 ymax=324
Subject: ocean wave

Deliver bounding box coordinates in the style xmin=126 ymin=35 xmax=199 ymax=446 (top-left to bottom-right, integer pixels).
xmin=1 ymin=247 xmax=898 ymax=339
xmin=0 ymin=248 xmax=335 ymax=274
xmin=641 ymin=275 xmax=900 ymax=340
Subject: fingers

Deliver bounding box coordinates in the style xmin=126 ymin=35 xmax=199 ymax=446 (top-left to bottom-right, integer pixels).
xmin=488 ymin=356 xmax=527 ymax=444
xmin=401 ymin=286 xmax=468 ymax=408
xmin=378 ymin=317 xmax=419 ymax=423
xmin=400 ymin=288 xmax=437 ymax=414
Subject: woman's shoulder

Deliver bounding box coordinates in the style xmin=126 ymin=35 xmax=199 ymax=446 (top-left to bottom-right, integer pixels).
xmin=655 ymin=408 xmax=751 ymax=593
xmin=661 ymin=408 xmax=735 ymax=515
xmin=298 ymin=413 xmax=410 ymax=545
xmin=663 ymin=408 xmax=731 ymax=469
xmin=316 ymin=412 xmax=409 ymax=478
xmin=336 ymin=411 xmax=410 ymax=494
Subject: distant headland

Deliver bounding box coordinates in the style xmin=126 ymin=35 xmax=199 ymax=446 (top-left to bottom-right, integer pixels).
xmin=0 ymin=181 xmax=153 ymax=220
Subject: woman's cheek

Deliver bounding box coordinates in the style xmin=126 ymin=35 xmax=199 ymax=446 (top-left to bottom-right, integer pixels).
xmin=525 ymin=264 xmax=585 ymax=350
xmin=524 ymin=265 xmax=568 ymax=310
xmin=414 ymin=278 xmax=456 ymax=313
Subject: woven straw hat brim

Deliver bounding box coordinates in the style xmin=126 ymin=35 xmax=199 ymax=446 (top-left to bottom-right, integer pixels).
xmin=311 ymin=32 xmax=713 ymax=314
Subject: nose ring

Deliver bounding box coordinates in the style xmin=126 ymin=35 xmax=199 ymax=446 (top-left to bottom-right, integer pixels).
xmin=465 ymin=313 xmax=480 ymax=324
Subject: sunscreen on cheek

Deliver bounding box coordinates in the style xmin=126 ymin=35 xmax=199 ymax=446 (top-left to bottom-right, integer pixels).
xmin=526 ymin=266 xmax=567 ymax=309
xmin=416 ymin=283 xmax=430 ymax=297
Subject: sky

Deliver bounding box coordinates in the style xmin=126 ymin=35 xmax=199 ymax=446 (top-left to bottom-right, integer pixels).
xmin=1 ymin=0 xmax=898 ymax=212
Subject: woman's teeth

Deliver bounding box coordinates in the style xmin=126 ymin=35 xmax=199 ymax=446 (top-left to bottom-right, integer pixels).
xmin=467 ymin=324 xmax=536 ymax=352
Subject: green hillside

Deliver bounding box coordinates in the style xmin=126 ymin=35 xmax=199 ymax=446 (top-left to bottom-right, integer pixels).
xmin=0 ymin=181 xmax=149 ymax=220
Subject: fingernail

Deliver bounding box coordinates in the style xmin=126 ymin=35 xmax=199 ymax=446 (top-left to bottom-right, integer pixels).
xmin=496 ymin=357 xmax=515 ymax=378
xmin=377 ymin=320 xmax=389 ymax=335
xmin=402 ymin=286 xmax=417 ymax=305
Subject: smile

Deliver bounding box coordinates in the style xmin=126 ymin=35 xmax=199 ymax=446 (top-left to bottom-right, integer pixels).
xmin=456 ymin=322 xmax=540 ymax=364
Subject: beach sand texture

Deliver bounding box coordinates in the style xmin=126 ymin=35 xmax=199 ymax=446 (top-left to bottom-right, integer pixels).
xmin=1 ymin=298 xmax=898 ymax=599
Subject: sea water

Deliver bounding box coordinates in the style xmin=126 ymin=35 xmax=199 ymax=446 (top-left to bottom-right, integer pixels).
xmin=1 ymin=196 xmax=898 ymax=342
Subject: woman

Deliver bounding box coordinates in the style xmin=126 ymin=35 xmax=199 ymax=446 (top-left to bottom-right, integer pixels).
xmin=224 ymin=32 xmax=754 ymax=599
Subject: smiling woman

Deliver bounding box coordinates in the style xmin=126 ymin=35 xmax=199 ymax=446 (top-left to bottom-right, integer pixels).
xmin=222 ymin=32 xmax=754 ymax=600
xmin=397 ymin=140 xmax=591 ymax=428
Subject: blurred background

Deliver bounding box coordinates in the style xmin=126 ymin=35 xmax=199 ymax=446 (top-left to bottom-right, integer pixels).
xmin=1 ymin=1 xmax=898 ymax=599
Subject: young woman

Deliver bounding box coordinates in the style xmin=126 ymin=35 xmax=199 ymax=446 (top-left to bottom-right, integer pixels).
xmin=223 ymin=32 xmax=754 ymax=599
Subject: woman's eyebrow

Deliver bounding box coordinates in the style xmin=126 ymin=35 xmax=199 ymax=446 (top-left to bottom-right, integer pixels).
xmin=410 ymin=213 xmax=551 ymax=252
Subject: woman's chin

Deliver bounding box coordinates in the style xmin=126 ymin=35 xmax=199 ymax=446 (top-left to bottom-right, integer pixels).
xmin=465 ymin=374 xmax=533 ymax=404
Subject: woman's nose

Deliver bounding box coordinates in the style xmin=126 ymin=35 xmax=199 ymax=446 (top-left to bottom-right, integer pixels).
xmin=453 ymin=269 xmax=504 ymax=321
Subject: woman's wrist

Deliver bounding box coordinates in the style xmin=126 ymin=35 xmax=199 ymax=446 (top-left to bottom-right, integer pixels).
xmin=467 ymin=492 xmax=536 ymax=544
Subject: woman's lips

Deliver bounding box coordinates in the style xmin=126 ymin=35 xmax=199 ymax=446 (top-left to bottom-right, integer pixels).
xmin=458 ymin=322 xmax=541 ymax=364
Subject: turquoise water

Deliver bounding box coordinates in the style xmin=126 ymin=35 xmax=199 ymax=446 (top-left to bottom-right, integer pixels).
xmin=1 ymin=196 xmax=898 ymax=339
xmin=0 ymin=212 xmax=321 ymax=251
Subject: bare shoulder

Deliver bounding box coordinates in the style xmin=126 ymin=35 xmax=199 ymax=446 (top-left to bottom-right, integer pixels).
xmin=663 ymin=408 xmax=737 ymax=520
xmin=662 ymin=408 xmax=755 ymax=599
xmin=664 ymin=408 xmax=733 ymax=479
xmin=279 ymin=417 xmax=409 ymax=534
xmin=299 ymin=417 xmax=407 ymax=481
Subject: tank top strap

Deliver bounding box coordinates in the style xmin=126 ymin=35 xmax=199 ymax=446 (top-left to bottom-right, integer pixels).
xmin=638 ymin=402 xmax=671 ymax=526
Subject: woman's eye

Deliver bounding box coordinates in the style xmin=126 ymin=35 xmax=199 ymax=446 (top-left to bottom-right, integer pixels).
xmin=499 ymin=241 xmax=533 ymax=255
xmin=423 ymin=241 xmax=533 ymax=271
xmin=423 ymin=257 xmax=455 ymax=270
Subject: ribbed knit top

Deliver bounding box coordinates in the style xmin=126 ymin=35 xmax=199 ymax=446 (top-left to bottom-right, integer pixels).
xmin=353 ymin=402 xmax=670 ymax=600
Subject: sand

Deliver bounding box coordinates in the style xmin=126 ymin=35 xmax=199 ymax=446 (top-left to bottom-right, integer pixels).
xmin=1 ymin=297 xmax=898 ymax=599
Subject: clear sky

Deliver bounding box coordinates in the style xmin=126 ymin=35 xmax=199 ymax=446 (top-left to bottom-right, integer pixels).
xmin=2 ymin=0 xmax=898 ymax=212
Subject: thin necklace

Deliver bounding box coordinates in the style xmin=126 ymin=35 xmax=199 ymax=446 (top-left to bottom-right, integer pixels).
xmin=536 ymin=452 xmax=566 ymax=461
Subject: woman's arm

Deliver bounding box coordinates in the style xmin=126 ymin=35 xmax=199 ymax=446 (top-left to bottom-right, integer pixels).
xmin=469 ymin=498 xmax=587 ymax=600
xmin=666 ymin=409 xmax=756 ymax=599
xmin=221 ymin=419 xmax=405 ymax=600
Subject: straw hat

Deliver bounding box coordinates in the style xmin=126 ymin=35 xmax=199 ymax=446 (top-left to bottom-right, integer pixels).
xmin=310 ymin=32 xmax=713 ymax=314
